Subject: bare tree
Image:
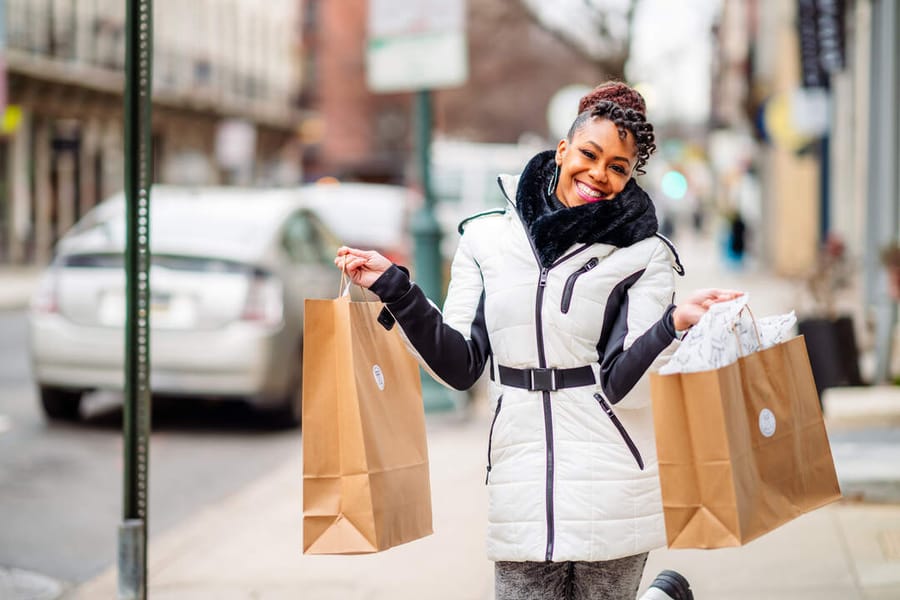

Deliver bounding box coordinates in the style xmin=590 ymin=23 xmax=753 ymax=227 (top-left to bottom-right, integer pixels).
xmin=435 ymin=0 xmax=610 ymax=142
xmin=517 ymin=0 xmax=640 ymax=80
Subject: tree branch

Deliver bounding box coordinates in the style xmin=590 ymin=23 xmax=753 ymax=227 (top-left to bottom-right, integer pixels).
xmin=517 ymin=0 xmax=637 ymax=78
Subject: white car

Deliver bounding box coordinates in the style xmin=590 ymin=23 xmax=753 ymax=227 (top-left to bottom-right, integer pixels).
xmin=300 ymin=181 xmax=415 ymax=265
xmin=28 ymin=185 xmax=342 ymax=426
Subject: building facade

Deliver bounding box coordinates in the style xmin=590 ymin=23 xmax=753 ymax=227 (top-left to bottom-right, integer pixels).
xmin=297 ymin=0 xmax=609 ymax=183
xmin=711 ymin=0 xmax=899 ymax=380
xmin=298 ymin=0 xmax=411 ymax=184
xmin=1 ymin=0 xmax=304 ymax=265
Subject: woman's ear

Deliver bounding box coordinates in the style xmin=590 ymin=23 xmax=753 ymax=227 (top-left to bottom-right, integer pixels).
xmin=556 ymin=138 xmax=567 ymax=164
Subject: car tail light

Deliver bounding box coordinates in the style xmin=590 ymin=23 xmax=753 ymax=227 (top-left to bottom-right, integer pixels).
xmin=240 ymin=273 xmax=283 ymax=328
xmin=30 ymin=273 xmax=59 ymax=314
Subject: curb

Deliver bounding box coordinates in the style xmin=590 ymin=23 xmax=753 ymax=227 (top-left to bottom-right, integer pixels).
xmin=824 ymin=386 xmax=900 ymax=430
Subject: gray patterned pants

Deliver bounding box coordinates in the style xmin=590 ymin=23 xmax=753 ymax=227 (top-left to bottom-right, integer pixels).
xmin=495 ymin=553 xmax=649 ymax=600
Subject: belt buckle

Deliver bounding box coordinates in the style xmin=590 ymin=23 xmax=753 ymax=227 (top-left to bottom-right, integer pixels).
xmin=529 ymin=368 xmax=557 ymax=392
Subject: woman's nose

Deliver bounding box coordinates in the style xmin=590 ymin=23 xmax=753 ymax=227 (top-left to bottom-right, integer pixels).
xmin=589 ymin=164 xmax=606 ymax=183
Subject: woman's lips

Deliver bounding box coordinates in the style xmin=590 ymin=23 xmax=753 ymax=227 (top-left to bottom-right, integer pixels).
xmin=575 ymin=180 xmax=609 ymax=202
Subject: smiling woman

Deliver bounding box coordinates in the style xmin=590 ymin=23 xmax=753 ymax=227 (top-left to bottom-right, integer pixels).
xmin=334 ymin=81 xmax=739 ymax=600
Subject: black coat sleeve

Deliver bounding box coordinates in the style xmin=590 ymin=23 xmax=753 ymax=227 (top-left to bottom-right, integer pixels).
xmin=368 ymin=237 xmax=490 ymax=391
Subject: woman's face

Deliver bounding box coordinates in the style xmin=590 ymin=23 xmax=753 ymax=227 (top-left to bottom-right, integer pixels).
xmin=554 ymin=118 xmax=637 ymax=207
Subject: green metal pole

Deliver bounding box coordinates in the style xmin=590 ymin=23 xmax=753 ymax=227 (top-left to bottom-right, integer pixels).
xmin=411 ymin=90 xmax=456 ymax=413
xmin=410 ymin=90 xmax=443 ymax=303
xmin=118 ymin=0 xmax=153 ymax=598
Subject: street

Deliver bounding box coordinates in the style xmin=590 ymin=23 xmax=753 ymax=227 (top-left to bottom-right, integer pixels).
xmin=0 ymin=310 xmax=301 ymax=588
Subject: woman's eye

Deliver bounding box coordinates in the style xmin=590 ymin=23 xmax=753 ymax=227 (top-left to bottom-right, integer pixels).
xmin=611 ymin=165 xmax=626 ymax=175
xmin=580 ymin=149 xmax=596 ymax=160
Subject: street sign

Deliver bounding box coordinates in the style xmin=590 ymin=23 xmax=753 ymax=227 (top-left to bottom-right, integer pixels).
xmin=0 ymin=0 xmax=7 ymax=114
xmin=366 ymin=0 xmax=468 ymax=93
xmin=796 ymin=0 xmax=846 ymax=89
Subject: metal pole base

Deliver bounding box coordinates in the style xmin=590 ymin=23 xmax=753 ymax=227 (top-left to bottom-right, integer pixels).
xmin=118 ymin=519 xmax=145 ymax=600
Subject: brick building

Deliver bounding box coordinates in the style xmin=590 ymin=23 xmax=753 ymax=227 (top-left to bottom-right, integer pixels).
xmin=298 ymin=0 xmax=609 ymax=182
xmin=1 ymin=0 xmax=304 ymax=265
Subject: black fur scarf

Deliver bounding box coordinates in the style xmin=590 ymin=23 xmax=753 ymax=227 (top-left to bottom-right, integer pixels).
xmin=517 ymin=150 xmax=659 ymax=267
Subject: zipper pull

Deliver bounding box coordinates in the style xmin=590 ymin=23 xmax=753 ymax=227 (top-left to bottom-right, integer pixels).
xmin=585 ymin=257 xmax=599 ymax=270
xmin=595 ymin=393 xmax=614 ymax=415
xmin=539 ymin=268 xmax=549 ymax=287
xmin=485 ymin=465 xmax=492 ymax=485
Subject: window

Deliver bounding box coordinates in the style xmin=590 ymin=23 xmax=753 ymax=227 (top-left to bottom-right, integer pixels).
xmin=282 ymin=211 xmax=327 ymax=265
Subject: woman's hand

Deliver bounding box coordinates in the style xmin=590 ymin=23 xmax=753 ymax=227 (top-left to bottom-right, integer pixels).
xmin=672 ymin=289 xmax=744 ymax=331
xmin=334 ymin=246 xmax=393 ymax=289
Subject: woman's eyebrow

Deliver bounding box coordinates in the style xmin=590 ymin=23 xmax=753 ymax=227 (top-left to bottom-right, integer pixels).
xmin=584 ymin=140 xmax=632 ymax=165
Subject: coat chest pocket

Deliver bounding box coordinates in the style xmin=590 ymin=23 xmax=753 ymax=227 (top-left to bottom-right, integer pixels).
xmin=560 ymin=257 xmax=600 ymax=313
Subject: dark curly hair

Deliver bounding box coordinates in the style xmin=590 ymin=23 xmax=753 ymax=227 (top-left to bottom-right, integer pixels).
xmin=566 ymin=100 xmax=656 ymax=176
xmin=578 ymin=81 xmax=647 ymax=115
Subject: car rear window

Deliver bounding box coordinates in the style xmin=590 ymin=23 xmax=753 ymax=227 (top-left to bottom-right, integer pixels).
xmin=62 ymin=253 xmax=256 ymax=274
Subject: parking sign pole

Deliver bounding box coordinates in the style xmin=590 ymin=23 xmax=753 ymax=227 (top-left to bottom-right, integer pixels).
xmin=411 ymin=90 xmax=456 ymax=413
xmin=118 ymin=0 xmax=153 ymax=598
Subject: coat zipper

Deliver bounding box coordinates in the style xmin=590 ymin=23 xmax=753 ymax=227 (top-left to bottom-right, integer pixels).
xmin=535 ymin=266 xmax=555 ymax=560
xmin=594 ymin=393 xmax=644 ymax=470
xmin=560 ymin=257 xmax=599 ymax=314
xmin=485 ymin=396 xmax=503 ymax=484
xmin=499 ymin=176 xmax=594 ymax=562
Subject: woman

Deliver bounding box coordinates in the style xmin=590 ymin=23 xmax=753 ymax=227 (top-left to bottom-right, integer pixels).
xmin=336 ymin=82 xmax=738 ymax=599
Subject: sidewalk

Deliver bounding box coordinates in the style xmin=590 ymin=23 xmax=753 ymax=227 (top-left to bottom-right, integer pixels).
xmin=66 ymin=408 xmax=900 ymax=600
xmin=69 ymin=413 xmax=496 ymax=600
xmin=65 ymin=232 xmax=900 ymax=599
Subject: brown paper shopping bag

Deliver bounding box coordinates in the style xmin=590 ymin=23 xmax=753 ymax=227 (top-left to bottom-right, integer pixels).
xmin=649 ymin=334 xmax=841 ymax=549
xmin=302 ymin=293 xmax=432 ymax=554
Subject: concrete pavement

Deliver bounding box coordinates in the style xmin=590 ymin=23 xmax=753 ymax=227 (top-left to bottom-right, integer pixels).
xmin=65 ymin=405 xmax=900 ymax=600
xmin=8 ymin=230 xmax=900 ymax=598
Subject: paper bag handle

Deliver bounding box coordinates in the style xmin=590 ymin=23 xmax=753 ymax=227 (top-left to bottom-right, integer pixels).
xmin=339 ymin=257 xmax=352 ymax=298
xmin=730 ymin=304 xmax=763 ymax=357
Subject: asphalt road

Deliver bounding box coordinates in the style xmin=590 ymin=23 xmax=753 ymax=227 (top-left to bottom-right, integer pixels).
xmin=0 ymin=310 xmax=300 ymax=588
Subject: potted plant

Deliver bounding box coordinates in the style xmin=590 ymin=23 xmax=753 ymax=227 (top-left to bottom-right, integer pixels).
xmin=797 ymin=233 xmax=865 ymax=396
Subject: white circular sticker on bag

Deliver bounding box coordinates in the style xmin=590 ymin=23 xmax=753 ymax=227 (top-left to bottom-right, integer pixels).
xmin=372 ymin=365 xmax=385 ymax=391
xmin=759 ymin=408 xmax=776 ymax=437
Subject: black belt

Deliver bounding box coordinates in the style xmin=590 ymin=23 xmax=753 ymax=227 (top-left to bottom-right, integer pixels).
xmin=496 ymin=364 xmax=596 ymax=392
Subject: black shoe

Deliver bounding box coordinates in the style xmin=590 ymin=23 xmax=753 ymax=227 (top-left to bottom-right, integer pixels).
xmin=640 ymin=569 xmax=693 ymax=600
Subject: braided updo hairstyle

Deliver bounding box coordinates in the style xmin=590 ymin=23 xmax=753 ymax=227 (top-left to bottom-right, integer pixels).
xmin=567 ymin=82 xmax=656 ymax=176
xmin=578 ymin=81 xmax=647 ymax=114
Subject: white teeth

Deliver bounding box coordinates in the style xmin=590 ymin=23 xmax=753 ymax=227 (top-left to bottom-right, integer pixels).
xmin=576 ymin=181 xmax=602 ymax=197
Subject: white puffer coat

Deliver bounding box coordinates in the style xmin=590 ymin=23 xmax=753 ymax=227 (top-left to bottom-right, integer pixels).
xmin=370 ymin=166 xmax=682 ymax=563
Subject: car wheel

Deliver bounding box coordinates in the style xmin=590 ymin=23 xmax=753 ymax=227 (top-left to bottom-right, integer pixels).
xmin=39 ymin=386 xmax=83 ymax=421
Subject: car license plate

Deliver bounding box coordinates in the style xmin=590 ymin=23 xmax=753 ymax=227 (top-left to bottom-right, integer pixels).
xmin=151 ymin=293 xmax=171 ymax=316
xmin=98 ymin=291 xmax=192 ymax=327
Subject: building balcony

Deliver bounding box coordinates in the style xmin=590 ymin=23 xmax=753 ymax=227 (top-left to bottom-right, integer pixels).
xmin=5 ymin=0 xmax=303 ymax=130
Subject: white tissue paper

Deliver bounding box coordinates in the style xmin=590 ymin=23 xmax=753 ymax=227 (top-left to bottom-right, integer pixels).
xmin=658 ymin=295 xmax=797 ymax=375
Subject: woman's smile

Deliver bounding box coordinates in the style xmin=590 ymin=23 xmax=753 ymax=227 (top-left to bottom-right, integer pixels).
xmin=574 ymin=180 xmax=609 ymax=202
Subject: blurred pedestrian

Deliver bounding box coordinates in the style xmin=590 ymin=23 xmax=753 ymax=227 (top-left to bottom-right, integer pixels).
xmin=336 ymin=81 xmax=740 ymax=600
xmin=723 ymin=209 xmax=748 ymax=269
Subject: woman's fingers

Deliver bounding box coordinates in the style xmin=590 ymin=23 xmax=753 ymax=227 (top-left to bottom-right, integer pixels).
xmin=335 ymin=248 xmax=371 ymax=268
xmin=712 ymin=289 xmax=743 ymax=299
xmin=689 ymin=288 xmax=744 ymax=305
xmin=336 ymin=246 xmax=370 ymax=260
